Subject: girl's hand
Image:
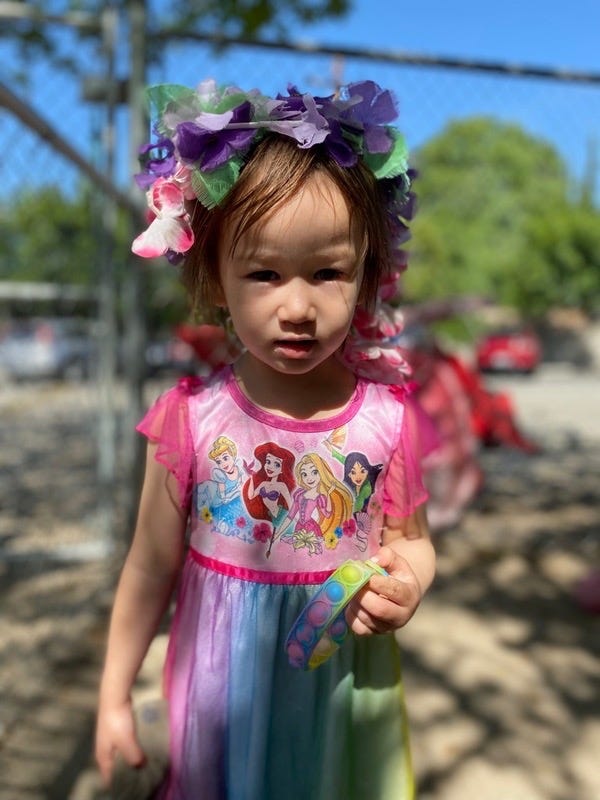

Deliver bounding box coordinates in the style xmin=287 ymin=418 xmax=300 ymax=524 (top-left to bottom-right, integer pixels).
xmin=243 ymin=458 xmax=257 ymax=476
xmin=95 ymin=699 xmax=146 ymax=786
xmin=345 ymin=546 xmax=423 ymax=635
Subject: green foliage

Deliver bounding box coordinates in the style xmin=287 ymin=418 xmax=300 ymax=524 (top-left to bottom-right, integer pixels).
xmin=404 ymin=116 xmax=599 ymax=317
xmin=2 ymin=0 xmax=352 ymax=78
xmin=0 ymin=183 xmax=190 ymax=329
xmin=518 ymin=201 xmax=600 ymax=314
xmin=165 ymin=0 xmax=351 ymax=38
xmin=0 ymin=186 xmax=97 ymax=284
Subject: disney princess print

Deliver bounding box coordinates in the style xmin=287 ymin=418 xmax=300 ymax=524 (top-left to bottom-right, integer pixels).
xmin=194 ymin=426 xmax=383 ymax=558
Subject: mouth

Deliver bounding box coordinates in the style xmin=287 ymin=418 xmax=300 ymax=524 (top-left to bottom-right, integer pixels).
xmin=273 ymin=339 xmax=316 ymax=358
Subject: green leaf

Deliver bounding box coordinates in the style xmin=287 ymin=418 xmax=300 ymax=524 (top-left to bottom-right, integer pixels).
xmin=190 ymin=160 xmax=241 ymax=209
xmin=363 ymin=129 xmax=408 ymax=179
xmin=146 ymin=84 xmax=202 ymax=133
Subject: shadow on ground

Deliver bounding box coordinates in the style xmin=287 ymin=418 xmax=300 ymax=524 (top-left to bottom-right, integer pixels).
xmin=402 ymin=442 xmax=599 ymax=800
xmin=0 ymin=382 xmax=598 ymax=799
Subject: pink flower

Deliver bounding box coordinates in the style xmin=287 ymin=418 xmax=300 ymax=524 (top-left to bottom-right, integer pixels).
xmin=131 ymin=178 xmax=194 ymax=259
xmin=339 ymin=340 xmax=412 ymax=384
xmin=342 ymin=518 xmax=357 ymax=537
xmin=236 ymin=517 xmax=247 ymax=528
xmin=253 ymin=522 xmax=271 ymax=543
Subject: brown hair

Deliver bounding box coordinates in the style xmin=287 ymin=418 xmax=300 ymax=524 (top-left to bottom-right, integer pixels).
xmin=181 ymin=135 xmax=393 ymax=314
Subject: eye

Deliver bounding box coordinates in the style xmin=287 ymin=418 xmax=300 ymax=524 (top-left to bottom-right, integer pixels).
xmin=248 ymin=270 xmax=279 ymax=282
xmin=314 ymin=268 xmax=343 ymax=281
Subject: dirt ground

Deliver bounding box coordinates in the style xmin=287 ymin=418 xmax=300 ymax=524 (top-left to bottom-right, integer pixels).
xmin=0 ymin=361 xmax=598 ymax=800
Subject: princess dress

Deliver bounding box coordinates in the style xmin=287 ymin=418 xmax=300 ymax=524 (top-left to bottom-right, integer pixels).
xmin=137 ymin=366 xmax=429 ymax=800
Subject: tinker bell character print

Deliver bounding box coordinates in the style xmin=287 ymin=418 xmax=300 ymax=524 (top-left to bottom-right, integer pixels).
xmin=242 ymin=442 xmax=296 ymax=557
xmin=195 ymin=435 xmax=250 ymax=539
xmin=276 ymin=453 xmax=353 ymax=555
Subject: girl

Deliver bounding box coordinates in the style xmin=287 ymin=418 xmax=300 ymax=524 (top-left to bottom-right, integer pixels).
xmin=95 ymin=78 xmax=435 ymax=800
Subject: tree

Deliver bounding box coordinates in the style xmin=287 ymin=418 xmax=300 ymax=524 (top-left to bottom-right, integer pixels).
xmin=1 ymin=0 xmax=352 ymax=78
xmin=0 ymin=186 xmax=97 ymax=285
xmin=518 ymin=200 xmax=600 ymax=315
xmin=403 ymin=116 xmax=582 ymax=316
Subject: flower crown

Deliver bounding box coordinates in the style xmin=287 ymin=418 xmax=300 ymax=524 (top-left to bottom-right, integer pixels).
xmin=131 ymin=78 xmax=414 ymax=264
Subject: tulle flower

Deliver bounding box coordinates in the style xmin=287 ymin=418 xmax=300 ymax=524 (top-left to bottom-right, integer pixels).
xmin=131 ymin=178 xmax=194 ymax=259
xmin=269 ymin=90 xmax=330 ymax=148
xmin=132 ymin=78 xmax=413 ymax=261
xmin=343 ymin=81 xmax=398 ymax=153
xmin=339 ymin=341 xmax=413 ymax=384
xmin=175 ymin=101 xmax=256 ymax=171
xmin=135 ymin=137 xmax=177 ymax=188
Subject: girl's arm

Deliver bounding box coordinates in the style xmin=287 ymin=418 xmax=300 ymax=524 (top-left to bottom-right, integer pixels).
xmin=95 ymin=444 xmax=187 ymax=785
xmin=346 ymin=504 xmax=435 ymax=635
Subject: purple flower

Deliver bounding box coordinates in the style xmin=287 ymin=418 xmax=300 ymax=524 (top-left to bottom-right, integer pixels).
xmin=175 ymin=101 xmax=256 ymax=171
xmin=135 ymin=137 xmax=176 ymax=188
xmin=322 ymin=118 xmax=358 ymax=167
xmin=269 ymin=90 xmax=329 ymax=148
xmin=344 ymin=81 xmax=397 ymax=154
xmin=166 ymin=250 xmax=185 ymax=266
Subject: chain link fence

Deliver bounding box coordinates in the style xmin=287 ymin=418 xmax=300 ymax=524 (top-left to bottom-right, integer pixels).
xmin=1 ymin=22 xmax=600 ymax=798
xmin=1 ymin=23 xmax=599 ymax=557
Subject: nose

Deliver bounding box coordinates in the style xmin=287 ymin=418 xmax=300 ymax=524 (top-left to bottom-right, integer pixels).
xmin=277 ymin=279 xmax=317 ymax=325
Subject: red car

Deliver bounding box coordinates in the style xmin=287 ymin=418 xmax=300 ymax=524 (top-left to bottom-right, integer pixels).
xmin=476 ymin=327 xmax=542 ymax=374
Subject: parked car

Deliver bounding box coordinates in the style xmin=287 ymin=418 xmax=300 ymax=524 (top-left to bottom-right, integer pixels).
xmin=0 ymin=317 xmax=96 ymax=381
xmin=476 ymin=326 xmax=542 ymax=374
xmin=145 ymin=335 xmax=197 ymax=376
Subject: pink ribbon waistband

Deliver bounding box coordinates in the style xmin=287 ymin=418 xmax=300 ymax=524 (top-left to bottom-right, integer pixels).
xmin=189 ymin=548 xmax=334 ymax=585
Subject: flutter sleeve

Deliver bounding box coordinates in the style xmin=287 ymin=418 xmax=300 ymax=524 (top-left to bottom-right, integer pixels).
xmin=136 ymin=376 xmax=201 ymax=509
xmin=382 ymin=385 xmax=440 ymax=518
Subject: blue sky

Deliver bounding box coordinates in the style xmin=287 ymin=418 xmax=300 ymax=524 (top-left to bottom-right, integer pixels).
xmin=2 ymin=0 xmax=599 ymax=195
xmin=294 ymin=0 xmax=599 ymax=74
xmin=151 ymin=0 xmax=600 ymax=191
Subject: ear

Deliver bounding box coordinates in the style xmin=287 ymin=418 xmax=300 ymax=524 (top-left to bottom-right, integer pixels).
xmin=211 ymin=279 xmax=227 ymax=308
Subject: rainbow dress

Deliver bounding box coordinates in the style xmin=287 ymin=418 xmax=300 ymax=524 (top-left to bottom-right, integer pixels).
xmin=137 ymin=366 xmax=428 ymax=800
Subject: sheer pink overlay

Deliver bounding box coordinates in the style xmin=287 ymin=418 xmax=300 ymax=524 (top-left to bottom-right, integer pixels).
xmin=136 ymin=376 xmax=202 ymax=509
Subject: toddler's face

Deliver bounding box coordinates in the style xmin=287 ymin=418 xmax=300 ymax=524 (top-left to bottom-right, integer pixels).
xmin=217 ymin=173 xmax=363 ymax=380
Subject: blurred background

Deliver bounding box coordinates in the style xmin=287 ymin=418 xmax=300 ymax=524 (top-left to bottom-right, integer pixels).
xmin=1 ymin=1 xmax=598 ymax=798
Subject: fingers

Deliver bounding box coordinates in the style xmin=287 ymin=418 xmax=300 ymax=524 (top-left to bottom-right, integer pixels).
xmin=371 ymin=546 xmax=419 ymax=582
xmin=119 ymin=733 xmax=146 ymax=768
xmin=345 ymin=554 xmax=422 ymax=636
xmin=96 ymin=736 xmax=146 ymax=786
xmin=96 ymin=742 xmax=114 ymax=787
xmin=95 ymin=707 xmax=146 ymax=787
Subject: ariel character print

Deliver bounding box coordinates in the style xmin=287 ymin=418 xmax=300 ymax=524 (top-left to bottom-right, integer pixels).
xmin=242 ymin=442 xmax=296 ymax=556
xmin=278 ymin=453 xmax=353 ymax=554
xmin=195 ymin=435 xmax=250 ymax=539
